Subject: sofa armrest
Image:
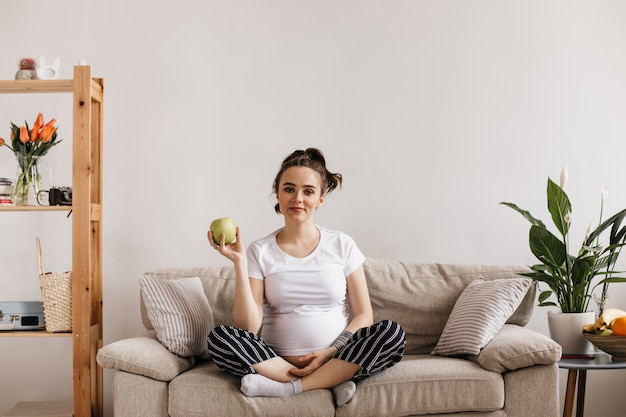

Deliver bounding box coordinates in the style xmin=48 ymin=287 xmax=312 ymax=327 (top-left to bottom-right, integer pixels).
xmin=474 ymin=324 xmax=562 ymax=373
xmin=97 ymin=330 xmax=196 ymax=381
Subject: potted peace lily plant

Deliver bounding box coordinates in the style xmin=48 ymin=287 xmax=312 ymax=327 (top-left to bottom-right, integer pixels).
xmin=501 ymin=166 xmax=626 ymax=356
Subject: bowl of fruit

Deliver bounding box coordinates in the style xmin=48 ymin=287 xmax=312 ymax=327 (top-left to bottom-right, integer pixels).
xmin=583 ymin=308 xmax=626 ymax=361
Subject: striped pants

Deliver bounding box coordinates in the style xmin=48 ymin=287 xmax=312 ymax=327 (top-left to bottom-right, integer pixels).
xmin=207 ymin=319 xmax=406 ymax=380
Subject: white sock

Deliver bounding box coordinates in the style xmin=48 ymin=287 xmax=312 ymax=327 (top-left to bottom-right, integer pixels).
xmin=332 ymin=380 xmax=356 ymax=406
xmin=240 ymin=374 xmax=303 ymax=398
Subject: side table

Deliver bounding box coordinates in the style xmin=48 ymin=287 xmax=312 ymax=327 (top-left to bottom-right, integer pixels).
xmin=558 ymin=352 xmax=626 ymax=417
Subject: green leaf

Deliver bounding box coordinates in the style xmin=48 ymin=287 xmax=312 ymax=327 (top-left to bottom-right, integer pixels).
xmin=587 ymin=208 xmax=626 ymax=246
xmin=529 ymin=224 xmax=566 ymax=269
xmin=613 ymin=225 xmax=626 ymax=245
xmin=571 ymin=255 xmax=594 ymax=287
xmin=538 ymin=290 xmax=553 ymax=303
xmin=547 ymin=178 xmax=571 ymax=238
xmin=538 ymin=301 xmax=559 ymax=308
xmin=499 ymin=202 xmax=546 ymax=228
xmin=609 ymin=212 xmax=626 ymax=244
xmin=595 ymin=276 xmax=626 ymax=285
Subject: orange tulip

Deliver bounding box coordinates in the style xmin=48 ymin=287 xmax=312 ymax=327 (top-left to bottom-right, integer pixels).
xmin=40 ymin=119 xmax=57 ymax=143
xmin=40 ymin=124 xmax=56 ymax=143
xmin=19 ymin=126 xmax=29 ymax=143
xmin=30 ymin=113 xmax=44 ymax=141
xmin=0 ymin=137 xmax=14 ymax=152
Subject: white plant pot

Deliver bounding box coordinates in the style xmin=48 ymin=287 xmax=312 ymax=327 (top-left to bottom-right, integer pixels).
xmin=547 ymin=310 xmax=596 ymax=357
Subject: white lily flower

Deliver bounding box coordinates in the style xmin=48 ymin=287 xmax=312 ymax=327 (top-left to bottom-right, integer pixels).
xmin=564 ymin=212 xmax=573 ymax=223
xmin=560 ymin=164 xmax=568 ymax=189
xmin=602 ymin=185 xmax=608 ymax=201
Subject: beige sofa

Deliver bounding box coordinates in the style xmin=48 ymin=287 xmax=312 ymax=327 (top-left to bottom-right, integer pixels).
xmin=97 ymin=258 xmax=562 ymax=417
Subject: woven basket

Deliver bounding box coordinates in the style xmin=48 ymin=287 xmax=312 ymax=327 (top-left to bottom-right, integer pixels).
xmin=37 ymin=238 xmax=72 ymax=333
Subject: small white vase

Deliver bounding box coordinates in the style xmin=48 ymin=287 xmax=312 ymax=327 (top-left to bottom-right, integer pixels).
xmin=547 ymin=310 xmax=595 ymax=357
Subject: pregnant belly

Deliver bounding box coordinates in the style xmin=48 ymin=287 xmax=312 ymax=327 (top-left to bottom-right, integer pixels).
xmin=262 ymin=309 xmax=349 ymax=356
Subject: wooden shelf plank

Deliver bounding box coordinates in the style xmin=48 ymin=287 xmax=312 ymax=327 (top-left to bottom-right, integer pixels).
xmin=0 ymin=331 xmax=72 ymax=337
xmin=0 ymin=206 xmax=71 ymax=212
xmin=0 ymin=79 xmax=74 ymax=93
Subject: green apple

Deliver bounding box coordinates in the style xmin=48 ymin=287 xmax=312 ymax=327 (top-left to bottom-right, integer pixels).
xmin=210 ymin=217 xmax=237 ymax=244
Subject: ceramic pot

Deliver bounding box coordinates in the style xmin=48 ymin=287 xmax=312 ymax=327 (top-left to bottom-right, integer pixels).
xmin=15 ymin=69 xmax=37 ymax=80
xmin=547 ymin=310 xmax=595 ymax=357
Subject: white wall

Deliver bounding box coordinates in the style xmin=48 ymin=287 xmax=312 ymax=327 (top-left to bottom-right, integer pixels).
xmin=1 ymin=1 xmax=626 ymax=416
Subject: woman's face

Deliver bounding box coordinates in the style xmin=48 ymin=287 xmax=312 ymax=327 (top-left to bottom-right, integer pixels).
xmin=276 ymin=166 xmax=325 ymax=223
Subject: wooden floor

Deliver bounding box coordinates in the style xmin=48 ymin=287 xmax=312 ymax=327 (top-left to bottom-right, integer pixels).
xmin=3 ymin=401 xmax=73 ymax=417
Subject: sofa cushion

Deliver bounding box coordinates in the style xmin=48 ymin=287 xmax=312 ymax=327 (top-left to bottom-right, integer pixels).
xmin=142 ymin=266 xmax=236 ymax=328
xmin=96 ymin=331 xmax=195 ymax=381
xmin=363 ymin=258 xmax=534 ymax=355
xmin=475 ymin=324 xmax=562 ymax=373
xmin=168 ymin=361 xmax=336 ymax=417
xmin=113 ymin=371 xmax=170 ymax=417
xmin=431 ymin=277 xmax=532 ymax=357
xmin=139 ymin=274 xmax=214 ymax=358
xmin=335 ymin=355 xmax=504 ymax=417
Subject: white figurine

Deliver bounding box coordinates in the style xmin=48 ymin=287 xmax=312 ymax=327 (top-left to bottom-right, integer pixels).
xmin=37 ymin=56 xmax=61 ymax=80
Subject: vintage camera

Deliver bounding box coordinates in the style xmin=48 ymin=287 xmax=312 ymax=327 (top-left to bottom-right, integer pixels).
xmin=49 ymin=186 xmax=72 ymax=206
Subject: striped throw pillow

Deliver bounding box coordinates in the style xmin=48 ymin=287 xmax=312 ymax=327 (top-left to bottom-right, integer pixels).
xmin=139 ymin=274 xmax=214 ymax=358
xmin=431 ymin=277 xmax=532 ymax=357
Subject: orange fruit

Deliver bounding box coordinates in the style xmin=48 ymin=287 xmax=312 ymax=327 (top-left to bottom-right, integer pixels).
xmin=611 ymin=316 xmax=626 ymax=336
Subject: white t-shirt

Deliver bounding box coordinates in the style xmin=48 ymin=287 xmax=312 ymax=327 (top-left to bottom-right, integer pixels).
xmin=247 ymin=226 xmax=366 ymax=356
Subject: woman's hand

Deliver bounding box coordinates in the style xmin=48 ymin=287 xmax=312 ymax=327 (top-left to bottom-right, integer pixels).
xmin=288 ymin=347 xmax=336 ymax=377
xmin=208 ymin=227 xmax=245 ymax=263
xmin=210 ymin=227 xmax=260 ymax=332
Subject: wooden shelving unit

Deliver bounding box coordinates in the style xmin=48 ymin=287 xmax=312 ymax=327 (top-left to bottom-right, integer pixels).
xmin=0 ymin=66 xmax=104 ymax=417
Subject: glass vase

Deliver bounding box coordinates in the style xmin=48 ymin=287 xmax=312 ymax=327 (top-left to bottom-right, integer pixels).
xmin=13 ymin=154 xmax=43 ymax=206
